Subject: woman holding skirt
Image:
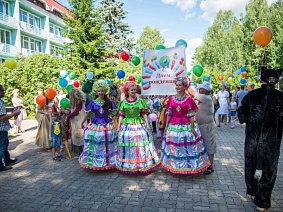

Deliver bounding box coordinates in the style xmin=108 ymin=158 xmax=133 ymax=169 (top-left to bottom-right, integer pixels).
xmin=116 ymin=81 xmax=160 ymax=174
xmin=161 ymin=77 xmax=211 ymax=174
xmin=79 ymin=80 xmax=117 ymax=170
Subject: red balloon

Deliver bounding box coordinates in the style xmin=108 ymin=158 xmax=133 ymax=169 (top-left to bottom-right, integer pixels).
xmin=120 ymin=51 xmax=130 ymax=61
xmin=253 ymin=26 xmax=272 ymax=47
xmin=45 ymin=88 xmax=56 ymax=100
xmin=73 ymin=81 xmax=80 ymax=88
xmin=36 ymin=95 xmax=46 ymax=107
xmin=218 ymin=75 xmax=224 ymax=81
xmin=128 ymin=76 xmax=136 ymax=82
xmin=241 ymin=72 xmax=248 ymax=77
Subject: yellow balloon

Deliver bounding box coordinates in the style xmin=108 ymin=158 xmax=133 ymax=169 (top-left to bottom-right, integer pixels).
xmin=228 ymin=77 xmax=233 ymax=83
xmin=5 ymin=58 xmax=17 ymax=69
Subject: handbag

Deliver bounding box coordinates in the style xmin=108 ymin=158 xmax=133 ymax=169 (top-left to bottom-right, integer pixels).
xmin=214 ymin=99 xmax=220 ymax=111
xmin=74 ymin=128 xmax=84 ymax=138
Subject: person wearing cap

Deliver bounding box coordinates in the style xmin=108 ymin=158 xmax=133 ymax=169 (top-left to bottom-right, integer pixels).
xmin=238 ymin=67 xmax=283 ymax=211
xmin=188 ymin=81 xmax=216 ymax=174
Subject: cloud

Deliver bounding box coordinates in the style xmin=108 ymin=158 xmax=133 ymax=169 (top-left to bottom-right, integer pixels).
xmin=199 ymin=0 xmax=277 ymax=22
xmin=187 ymin=38 xmax=203 ymax=50
xmin=161 ymin=0 xmax=197 ymax=11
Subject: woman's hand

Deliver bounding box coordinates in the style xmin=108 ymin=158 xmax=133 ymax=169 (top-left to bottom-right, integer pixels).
xmin=116 ymin=126 xmax=120 ymax=133
xmin=192 ymin=129 xmax=198 ymax=138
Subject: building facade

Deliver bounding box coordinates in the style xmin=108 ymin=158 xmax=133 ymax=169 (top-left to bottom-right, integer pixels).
xmin=0 ymin=0 xmax=69 ymax=63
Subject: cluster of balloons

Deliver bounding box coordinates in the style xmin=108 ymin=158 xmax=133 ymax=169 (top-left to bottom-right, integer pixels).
xmin=36 ymin=88 xmax=57 ymax=107
xmin=235 ymin=66 xmax=248 ymax=84
xmin=4 ymin=58 xmax=17 ymax=70
xmin=120 ymin=51 xmax=141 ymax=66
xmin=58 ymin=70 xmax=86 ymax=92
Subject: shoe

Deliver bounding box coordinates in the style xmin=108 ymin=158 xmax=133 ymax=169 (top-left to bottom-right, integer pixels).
xmin=5 ymin=158 xmax=18 ymax=166
xmin=204 ymin=167 xmax=214 ymax=175
xmin=53 ymin=156 xmax=60 ymax=161
xmin=230 ymin=125 xmax=235 ymax=129
xmin=0 ymin=166 xmax=12 ymax=171
xmin=247 ymin=194 xmax=255 ymax=200
xmin=256 ymin=206 xmax=268 ymax=211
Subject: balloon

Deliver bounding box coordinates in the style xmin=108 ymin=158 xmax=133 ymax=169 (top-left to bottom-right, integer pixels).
xmin=247 ymin=85 xmax=251 ymax=90
xmin=60 ymin=70 xmax=68 ymax=78
xmin=69 ymin=72 xmax=76 ymax=80
xmin=120 ymin=51 xmax=130 ymax=61
xmin=204 ymin=76 xmax=210 ymax=82
xmin=36 ymin=95 xmax=46 ymax=107
xmin=66 ymin=84 xmax=74 ymax=93
xmin=73 ymin=81 xmax=80 ymax=88
xmin=218 ymin=75 xmax=224 ymax=81
xmin=175 ymin=39 xmax=187 ymax=48
xmin=253 ymin=26 xmax=272 ymax=47
xmin=117 ymin=70 xmax=125 ymax=79
xmin=4 ymin=58 xmax=17 ymax=69
xmin=156 ymin=44 xmax=166 ymax=50
xmin=131 ymin=56 xmax=141 ymax=66
xmin=105 ymin=79 xmax=111 ymax=85
xmin=236 ymin=69 xmax=241 ymax=75
xmin=228 ymin=77 xmax=233 ymax=83
xmin=187 ymin=72 xmax=191 ymax=76
xmin=241 ymin=66 xmax=247 ymax=72
xmin=59 ymin=78 xmax=68 ymax=88
xmin=240 ymin=78 xmax=247 ymax=84
xmin=128 ymin=76 xmax=136 ymax=82
xmin=193 ymin=64 xmax=203 ymax=77
xmin=241 ymin=72 xmax=248 ymax=77
xmin=148 ymin=113 xmax=158 ymax=122
xmin=229 ymin=74 xmax=234 ymax=78
xmin=45 ymin=88 xmax=56 ymax=100
xmin=86 ymin=72 xmax=93 ymax=80
xmin=137 ymin=76 xmax=142 ymax=83
xmin=60 ymin=98 xmax=70 ymax=109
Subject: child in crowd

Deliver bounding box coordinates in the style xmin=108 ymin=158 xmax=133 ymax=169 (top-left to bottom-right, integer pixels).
xmin=229 ymin=96 xmax=237 ymax=129
xmin=49 ymin=112 xmax=63 ymax=161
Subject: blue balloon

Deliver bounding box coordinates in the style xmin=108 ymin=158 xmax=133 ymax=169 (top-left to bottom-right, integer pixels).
xmin=60 ymin=70 xmax=68 ymax=78
xmin=117 ymin=70 xmax=125 ymax=79
xmin=59 ymin=78 xmax=68 ymax=88
xmin=241 ymin=66 xmax=247 ymax=72
xmin=204 ymin=76 xmax=210 ymax=82
xmin=86 ymin=72 xmax=93 ymax=80
xmin=105 ymin=79 xmax=111 ymax=85
xmin=175 ymin=39 xmax=187 ymax=48
xmin=240 ymin=78 xmax=247 ymax=84
xmin=236 ymin=69 xmax=241 ymax=75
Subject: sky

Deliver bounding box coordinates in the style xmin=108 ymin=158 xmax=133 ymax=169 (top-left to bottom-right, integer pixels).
xmin=56 ymin=0 xmax=276 ymax=68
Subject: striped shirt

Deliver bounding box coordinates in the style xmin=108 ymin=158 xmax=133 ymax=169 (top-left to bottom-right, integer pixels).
xmin=0 ymin=99 xmax=11 ymax=131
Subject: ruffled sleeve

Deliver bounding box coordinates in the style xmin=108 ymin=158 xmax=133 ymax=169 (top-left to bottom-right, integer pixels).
xmin=109 ymin=100 xmax=117 ymax=117
xmin=85 ymin=100 xmax=94 ymax=112
xmin=187 ymin=97 xmax=198 ymax=117
xmin=165 ymin=97 xmax=172 ymax=116
xmin=139 ymin=98 xmax=149 ymax=115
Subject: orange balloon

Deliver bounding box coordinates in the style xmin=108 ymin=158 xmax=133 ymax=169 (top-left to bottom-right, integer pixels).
xmin=247 ymin=85 xmax=251 ymax=90
xmin=241 ymin=72 xmax=248 ymax=77
xmin=36 ymin=95 xmax=47 ymax=107
xmin=218 ymin=75 xmax=224 ymax=81
xmin=45 ymin=88 xmax=56 ymax=100
xmin=253 ymin=26 xmax=272 ymax=47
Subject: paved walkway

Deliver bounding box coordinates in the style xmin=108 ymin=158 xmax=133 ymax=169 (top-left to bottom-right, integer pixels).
xmin=0 ymin=120 xmax=282 ymax=212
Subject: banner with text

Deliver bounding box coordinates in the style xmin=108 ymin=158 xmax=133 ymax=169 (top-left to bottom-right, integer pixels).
xmin=141 ymin=45 xmax=187 ymax=95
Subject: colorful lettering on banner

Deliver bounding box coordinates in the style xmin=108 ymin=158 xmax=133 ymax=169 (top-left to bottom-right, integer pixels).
xmin=142 ymin=45 xmax=187 ymax=95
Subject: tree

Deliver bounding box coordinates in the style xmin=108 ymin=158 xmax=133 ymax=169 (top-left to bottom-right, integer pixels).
xmin=136 ymin=26 xmax=165 ymax=56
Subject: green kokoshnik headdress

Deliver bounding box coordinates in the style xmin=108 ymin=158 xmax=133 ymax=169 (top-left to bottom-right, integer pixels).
xmin=93 ymin=79 xmax=110 ymax=95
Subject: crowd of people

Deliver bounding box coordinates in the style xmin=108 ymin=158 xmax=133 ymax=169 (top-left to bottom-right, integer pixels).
xmin=0 ymin=68 xmax=282 ymax=211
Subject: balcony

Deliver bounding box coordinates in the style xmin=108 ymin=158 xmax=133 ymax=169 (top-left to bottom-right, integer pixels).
xmin=0 ymin=43 xmax=18 ymax=56
xmin=0 ymin=12 xmax=17 ymax=28
xmin=49 ymin=32 xmax=71 ymax=44
xmin=19 ymin=21 xmax=48 ymax=39
xmin=21 ymin=48 xmax=41 ymax=56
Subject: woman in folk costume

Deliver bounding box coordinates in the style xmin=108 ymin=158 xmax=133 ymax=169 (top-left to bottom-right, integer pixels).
xmin=157 ymin=95 xmax=170 ymax=139
xmin=161 ymin=77 xmax=211 ymax=174
xmin=79 ymin=80 xmax=117 ymax=170
xmin=116 ymin=81 xmax=160 ymax=174
xmin=67 ymin=88 xmax=86 ymax=157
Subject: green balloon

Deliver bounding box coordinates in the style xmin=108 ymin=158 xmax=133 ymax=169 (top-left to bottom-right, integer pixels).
xmin=187 ymin=72 xmax=191 ymax=76
xmin=137 ymin=75 xmax=142 ymax=83
xmin=156 ymin=44 xmax=166 ymax=50
xmin=66 ymin=84 xmax=74 ymax=93
xmin=131 ymin=56 xmax=141 ymax=66
xmin=193 ymin=64 xmax=203 ymax=77
xmin=60 ymin=98 xmax=70 ymax=109
xmin=69 ymin=72 xmax=76 ymax=80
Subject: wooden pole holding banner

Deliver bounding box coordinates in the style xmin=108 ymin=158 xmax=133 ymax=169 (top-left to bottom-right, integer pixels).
xmin=63 ymin=139 xmax=72 ymax=158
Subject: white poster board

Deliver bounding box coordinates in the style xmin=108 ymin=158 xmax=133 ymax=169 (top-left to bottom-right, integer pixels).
xmin=141 ymin=45 xmax=187 ymax=95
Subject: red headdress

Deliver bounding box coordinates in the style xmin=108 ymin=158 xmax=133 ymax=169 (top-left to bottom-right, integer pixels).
xmin=122 ymin=81 xmax=137 ymax=95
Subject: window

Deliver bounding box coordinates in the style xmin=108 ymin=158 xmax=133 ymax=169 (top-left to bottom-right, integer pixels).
xmin=21 ymin=36 xmax=42 ymax=52
xmin=20 ymin=10 xmax=41 ymax=28
xmin=0 ymin=28 xmax=10 ymax=44
xmin=50 ymin=23 xmax=62 ymax=37
xmin=50 ymin=45 xmax=64 ymax=57
xmin=0 ymin=1 xmax=9 ymax=16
